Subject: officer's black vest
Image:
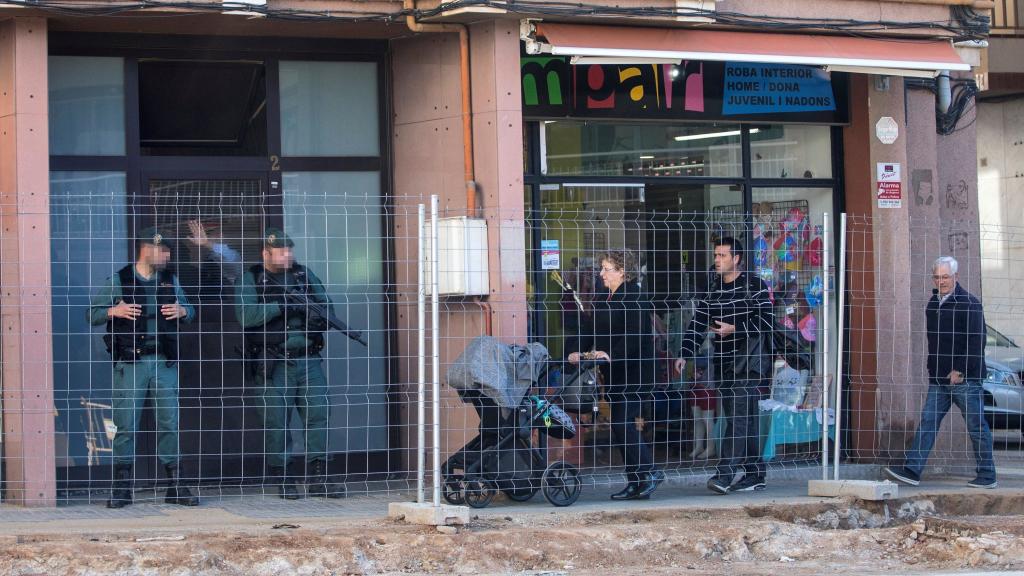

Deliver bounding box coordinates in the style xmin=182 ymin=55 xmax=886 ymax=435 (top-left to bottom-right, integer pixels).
xmin=244 ymin=263 xmax=325 ymax=352
xmin=105 ymin=265 xmax=179 ymax=361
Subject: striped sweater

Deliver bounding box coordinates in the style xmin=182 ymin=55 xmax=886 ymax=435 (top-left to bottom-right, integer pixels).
xmin=679 ymin=271 xmax=774 ymax=362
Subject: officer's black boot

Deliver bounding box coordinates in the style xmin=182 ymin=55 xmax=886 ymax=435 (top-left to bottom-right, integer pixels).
xmin=106 ymin=464 xmax=134 ymax=509
xmin=270 ymin=466 xmax=300 ymax=500
xmin=306 ymin=459 xmax=346 ymax=499
xmin=164 ymin=464 xmax=199 ymax=506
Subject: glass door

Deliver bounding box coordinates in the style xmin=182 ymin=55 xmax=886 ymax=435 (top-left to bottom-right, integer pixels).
xmin=137 ymin=172 xmax=272 ymax=482
xmin=750 ymin=186 xmax=835 ymax=383
xmin=529 ymin=181 xmax=743 ymax=359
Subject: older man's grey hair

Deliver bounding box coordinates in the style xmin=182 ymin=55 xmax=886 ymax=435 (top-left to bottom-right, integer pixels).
xmin=932 ymin=256 xmax=959 ymax=275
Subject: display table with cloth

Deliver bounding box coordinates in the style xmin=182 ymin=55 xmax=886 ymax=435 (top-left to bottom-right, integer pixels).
xmin=758 ymin=403 xmax=835 ymax=461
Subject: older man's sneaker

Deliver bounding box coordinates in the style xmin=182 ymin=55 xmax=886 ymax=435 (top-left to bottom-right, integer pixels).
xmin=967 ymin=477 xmax=997 ymax=489
xmin=883 ymin=466 xmax=920 ymax=486
xmin=731 ymin=475 xmax=766 ymax=492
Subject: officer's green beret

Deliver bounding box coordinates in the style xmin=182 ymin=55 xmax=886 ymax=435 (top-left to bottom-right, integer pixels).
xmin=264 ymin=227 xmax=294 ymax=248
xmin=137 ymin=226 xmax=166 ymax=247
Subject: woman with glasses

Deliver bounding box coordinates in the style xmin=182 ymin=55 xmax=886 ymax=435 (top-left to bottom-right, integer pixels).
xmin=567 ymin=249 xmax=664 ymax=500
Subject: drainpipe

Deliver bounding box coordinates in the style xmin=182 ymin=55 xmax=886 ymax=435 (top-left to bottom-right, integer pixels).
xmin=404 ymin=1 xmax=478 ymax=215
xmin=405 ymin=3 xmax=491 ymax=335
xmin=936 ymin=70 xmax=952 ymax=114
xmin=474 ymin=297 xmax=493 ymax=335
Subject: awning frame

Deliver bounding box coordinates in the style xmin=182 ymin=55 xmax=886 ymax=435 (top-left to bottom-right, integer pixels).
xmin=525 ymin=21 xmax=971 ymax=77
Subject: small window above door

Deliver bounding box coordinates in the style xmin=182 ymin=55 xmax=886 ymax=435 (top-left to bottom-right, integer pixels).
xmin=139 ymin=59 xmax=268 ymax=156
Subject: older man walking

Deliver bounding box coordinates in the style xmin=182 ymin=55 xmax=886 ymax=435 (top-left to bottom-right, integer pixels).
xmin=885 ymin=256 xmax=996 ymax=489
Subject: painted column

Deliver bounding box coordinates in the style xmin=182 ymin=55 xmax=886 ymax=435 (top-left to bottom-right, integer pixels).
xmin=845 ymin=71 xmax=983 ymax=472
xmin=842 ymin=73 xmax=913 ymax=462
xmin=904 ymin=74 xmax=984 ymax=475
xmin=0 ymin=17 xmax=56 ymax=507
xmin=392 ymin=21 xmax=527 ymax=468
xmin=865 ymin=75 xmax=916 ymax=464
xmin=469 ymin=19 xmax=528 ymax=344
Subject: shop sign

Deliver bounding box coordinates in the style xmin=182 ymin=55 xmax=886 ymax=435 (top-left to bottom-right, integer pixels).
xmin=541 ymin=239 xmax=561 ymax=270
xmin=721 ymin=63 xmax=836 ymax=115
xmin=521 ymin=56 xmax=849 ymax=124
xmin=877 ymin=162 xmax=902 ymax=208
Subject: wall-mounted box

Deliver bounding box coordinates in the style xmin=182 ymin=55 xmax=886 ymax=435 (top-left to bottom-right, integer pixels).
xmin=424 ymin=217 xmax=490 ymax=297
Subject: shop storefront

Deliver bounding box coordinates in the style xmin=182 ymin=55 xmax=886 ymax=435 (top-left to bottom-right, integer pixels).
xmin=522 ymin=55 xmax=847 ymax=373
xmin=515 ymin=18 xmax=977 ymax=470
xmin=515 ymin=50 xmax=854 ymax=471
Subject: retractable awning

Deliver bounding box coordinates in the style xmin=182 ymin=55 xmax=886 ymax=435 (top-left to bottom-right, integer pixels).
xmin=529 ymin=23 xmax=969 ymax=78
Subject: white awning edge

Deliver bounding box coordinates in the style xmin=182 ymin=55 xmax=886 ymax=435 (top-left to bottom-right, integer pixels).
xmin=548 ymin=46 xmax=972 ymax=72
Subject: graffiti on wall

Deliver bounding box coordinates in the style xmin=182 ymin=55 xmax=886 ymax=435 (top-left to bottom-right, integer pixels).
xmin=911 ymin=169 xmax=934 ymax=206
xmin=945 ymin=179 xmax=970 ymax=210
xmin=947 ymin=231 xmax=970 ymax=252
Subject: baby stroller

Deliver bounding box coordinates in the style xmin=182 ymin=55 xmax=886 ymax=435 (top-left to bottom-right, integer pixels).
xmin=443 ymin=336 xmax=582 ymax=508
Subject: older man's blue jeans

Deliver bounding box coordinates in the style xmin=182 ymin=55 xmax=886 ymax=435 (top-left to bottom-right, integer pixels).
xmin=904 ymin=379 xmax=996 ymax=483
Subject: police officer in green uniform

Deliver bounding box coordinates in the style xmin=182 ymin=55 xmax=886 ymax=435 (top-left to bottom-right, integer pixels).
xmin=88 ymin=227 xmax=199 ymax=508
xmin=236 ymin=228 xmax=345 ymax=499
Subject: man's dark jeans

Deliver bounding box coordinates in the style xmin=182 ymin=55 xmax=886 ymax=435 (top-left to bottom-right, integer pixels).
xmin=715 ymin=363 xmax=766 ymax=480
xmin=904 ymin=378 xmax=996 ymax=483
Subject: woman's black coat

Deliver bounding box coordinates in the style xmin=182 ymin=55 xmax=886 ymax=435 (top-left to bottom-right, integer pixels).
xmin=568 ymin=281 xmax=656 ymax=395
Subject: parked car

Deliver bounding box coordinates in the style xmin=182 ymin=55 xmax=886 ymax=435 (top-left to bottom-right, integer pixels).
xmin=983 ymin=357 xmax=1024 ymax=434
xmin=986 ymin=323 xmax=1023 ymax=380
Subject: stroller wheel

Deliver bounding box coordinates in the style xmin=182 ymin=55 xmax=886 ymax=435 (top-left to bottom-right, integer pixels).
xmin=542 ymin=462 xmax=581 ymax=507
xmin=463 ymin=479 xmax=496 ymax=509
xmin=442 ymin=476 xmax=466 ymax=506
xmin=503 ymin=484 xmax=539 ymax=502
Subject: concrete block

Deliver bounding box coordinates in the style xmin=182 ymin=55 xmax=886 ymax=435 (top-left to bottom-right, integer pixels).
xmin=388 ymin=501 xmax=470 ymax=526
xmin=808 ymin=479 xmax=899 ymax=500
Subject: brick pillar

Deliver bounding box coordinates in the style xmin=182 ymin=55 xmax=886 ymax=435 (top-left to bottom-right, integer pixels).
xmin=469 ymin=19 xmax=527 ymax=343
xmin=864 ymin=76 xmax=916 ymax=464
xmin=843 ymin=73 xmax=914 ymax=462
xmin=392 ymin=21 xmax=528 ymax=470
xmin=844 ymin=72 xmax=982 ymax=473
xmin=0 ymin=17 xmax=56 ymax=507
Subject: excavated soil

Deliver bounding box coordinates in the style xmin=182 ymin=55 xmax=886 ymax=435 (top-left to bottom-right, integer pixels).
xmin=4 ymin=494 xmax=1024 ymax=575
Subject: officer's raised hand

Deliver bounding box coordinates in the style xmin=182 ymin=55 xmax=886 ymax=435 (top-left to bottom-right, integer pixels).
xmin=161 ymin=302 xmax=189 ymax=320
xmin=109 ymin=300 xmax=142 ymax=320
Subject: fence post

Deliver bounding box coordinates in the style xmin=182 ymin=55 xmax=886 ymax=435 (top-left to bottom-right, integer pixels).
xmin=833 ymin=213 xmax=848 ymax=480
xmin=430 ymin=195 xmax=441 ymax=508
xmin=821 ymin=212 xmax=831 ymax=480
xmin=417 ymin=203 xmax=426 ymax=503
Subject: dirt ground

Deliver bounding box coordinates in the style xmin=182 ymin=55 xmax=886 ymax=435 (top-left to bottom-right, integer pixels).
xmin=4 ymin=492 xmax=1024 ymax=576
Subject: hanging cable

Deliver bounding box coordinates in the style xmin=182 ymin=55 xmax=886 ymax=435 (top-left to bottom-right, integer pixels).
xmin=906 ymin=76 xmax=979 ymax=135
xmin=937 ymin=79 xmax=979 ymax=135
xmin=0 ymin=0 xmax=991 ymax=39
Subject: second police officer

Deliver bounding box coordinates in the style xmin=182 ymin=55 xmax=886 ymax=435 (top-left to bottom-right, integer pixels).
xmin=235 ymin=228 xmax=346 ymax=499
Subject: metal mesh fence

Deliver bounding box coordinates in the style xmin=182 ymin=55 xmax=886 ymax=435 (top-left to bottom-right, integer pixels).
xmin=42 ymin=180 xmax=404 ymax=505
xmin=849 ymin=213 xmax=1023 ymax=487
xmin=516 ymin=199 xmax=832 ymax=498
xmin=2 ymin=186 xmax=1019 ymax=508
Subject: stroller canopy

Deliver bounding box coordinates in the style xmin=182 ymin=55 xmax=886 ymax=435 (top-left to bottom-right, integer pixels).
xmin=446 ymin=336 xmax=550 ymax=409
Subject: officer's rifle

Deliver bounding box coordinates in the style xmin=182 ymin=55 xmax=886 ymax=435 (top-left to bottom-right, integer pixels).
xmin=264 ymin=276 xmax=368 ymax=347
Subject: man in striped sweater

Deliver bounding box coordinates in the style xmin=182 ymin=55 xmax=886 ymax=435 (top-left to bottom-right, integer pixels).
xmin=678 ymin=237 xmax=774 ymax=494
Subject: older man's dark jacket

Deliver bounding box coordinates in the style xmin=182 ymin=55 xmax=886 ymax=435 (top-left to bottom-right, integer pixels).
xmin=926 ymin=283 xmax=987 ymax=382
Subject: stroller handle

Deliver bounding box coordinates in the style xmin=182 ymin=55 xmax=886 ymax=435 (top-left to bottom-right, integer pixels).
xmin=575 ymin=358 xmax=609 ymax=370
